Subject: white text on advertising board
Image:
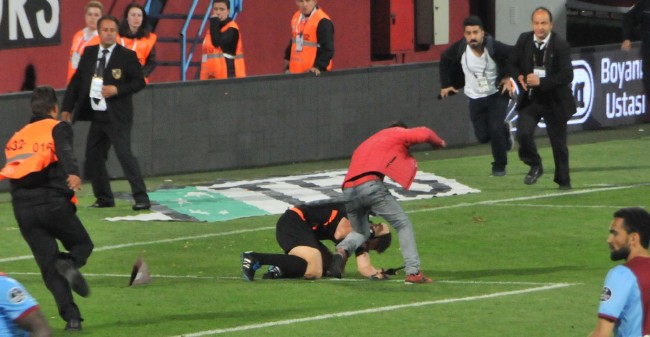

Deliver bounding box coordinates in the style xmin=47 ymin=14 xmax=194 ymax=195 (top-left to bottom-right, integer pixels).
xmin=601 ymin=58 xmax=645 ymax=118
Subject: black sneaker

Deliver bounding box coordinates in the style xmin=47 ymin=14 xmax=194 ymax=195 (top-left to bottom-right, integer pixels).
xmin=64 ymin=319 xmax=82 ymax=331
xmin=524 ymin=165 xmax=543 ymax=185
xmin=241 ymin=251 xmax=260 ymax=281
xmin=328 ymin=248 xmax=348 ymax=279
xmin=55 ymin=259 xmax=89 ymax=297
xmin=262 ymin=265 xmax=283 ymax=279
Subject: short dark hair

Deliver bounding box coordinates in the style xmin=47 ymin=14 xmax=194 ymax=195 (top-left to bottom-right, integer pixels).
xmin=463 ymin=15 xmax=483 ymax=29
xmin=532 ymin=7 xmax=553 ymax=22
xmin=31 ymin=86 xmax=57 ymax=115
xmin=369 ymin=231 xmax=392 ymax=254
xmin=98 ymin=15 xmax=120 ymax=31
xmin=214 ymin=0 xmax=230 ymax=10
xmin=119 ymin=3 xmax=151 ymax=38
xmin=614 ymin=207 xmax=650 ymax=249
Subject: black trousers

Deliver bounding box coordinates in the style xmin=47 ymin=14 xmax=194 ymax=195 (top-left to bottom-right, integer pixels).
xmin=468 ymin=93 xmax=510 ymax=171
xmin=13 ymin=197 xmax=94 ymax=321
xmin=516 ymin=102 xmax=570 ymax=186
xmin=84 ymin=120 xmax=149 ymax=204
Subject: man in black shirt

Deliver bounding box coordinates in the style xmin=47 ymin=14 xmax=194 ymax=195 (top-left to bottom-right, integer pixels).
xmin=0 ymin=86 xmax=93 ymax=331
xmin=241 ymin=200 xmax=391 ymax=280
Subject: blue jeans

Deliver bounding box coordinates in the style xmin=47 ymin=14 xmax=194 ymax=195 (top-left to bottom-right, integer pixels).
xmin=338 ymin=180 xmax=421 ymax=275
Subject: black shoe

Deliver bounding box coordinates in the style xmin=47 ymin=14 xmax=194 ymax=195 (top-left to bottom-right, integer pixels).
xmin=55 ymin=259 xmax=90 ymax=297
xmin=262 ymin=265 xmax=283 ymax=279
xmin=328 ymin=248 xmax=348 ymax=279
xmin=504 ymin=121 xmax=514 ymax=151
xmin=241 ymin=251 xmax=260 ymax=281
xmin=559 ymin=183 xmax=572 ymax=190
xmin=64 ymin=319 xmax=82 ymax=331
xmin=132 ymin=202 xmax=151 ymax=211
xmin=491 ymin=169 xmax=506 ymax=177
xmin=524 ymin=166 xmax=543 ymax=185
xmin=89 ymin=200 xmax=115 ymax=208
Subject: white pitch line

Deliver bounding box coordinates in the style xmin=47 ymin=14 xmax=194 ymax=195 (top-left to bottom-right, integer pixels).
xmin=0 ymin=227 xmax=275 ymax=264
xmin=169 ymin=283 xmax=575 ymax=337
xmin=5 ymin=271 xmax=574 ymax=286
xmin=1 ymin=183 xmax=647 ymax=265
xmin=488 ymin=203 xmax=629 ymax=209
xmin=409 ymin=183 xmax=650 ymax=214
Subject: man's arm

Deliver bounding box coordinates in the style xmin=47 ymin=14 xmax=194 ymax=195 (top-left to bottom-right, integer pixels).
xmin=587 ymin=317 xmax=615 ymax=337
xmin=53 ymin=122 xmax=81 ymax=191
xmin=313 ymin=18 xmax=334 ymax=72
xmin=15 ymin=308 xmax=52 ymax=337
xmin=622 ymin=2 xmax=643 ymax=50
xmin=355 ymin=252 xmax=386 ymax=279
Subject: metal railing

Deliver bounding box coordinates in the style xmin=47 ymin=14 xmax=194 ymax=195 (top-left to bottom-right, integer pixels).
xmin=144 ymin=0 xmax=243 ymax=81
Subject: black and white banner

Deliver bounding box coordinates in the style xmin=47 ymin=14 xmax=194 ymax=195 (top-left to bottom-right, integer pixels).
xmin=0 ymin=0 xmax=60 ymax=49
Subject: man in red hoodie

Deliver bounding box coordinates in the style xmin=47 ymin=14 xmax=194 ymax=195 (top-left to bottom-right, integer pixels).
xmin=330 ymin=121 xmax=446 ymax=284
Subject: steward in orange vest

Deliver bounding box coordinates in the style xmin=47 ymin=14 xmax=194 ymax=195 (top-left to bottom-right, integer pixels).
xmin=3 ymin=86 xmax=94 ymax=330
xmin=1 ymin=87 xmax=81 ymax=203
xmin=284 ymin=5 xmax=334 ymax=75
xmin=118 ymin=4 xmax=158 ymax=83
xmin=67 ymin=29 xmax=100 ymax=84
xmin=200 ymin=18 xmax=246 ymax=79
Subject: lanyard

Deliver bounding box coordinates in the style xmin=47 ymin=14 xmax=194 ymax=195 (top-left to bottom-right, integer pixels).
xmin=73 ymin=29 xmax=97 ymax=53
xmin=295 ymin=7 xmax=317 ymax=37
xmin=532 ymin=41 xmax=548 ymax=66
xmin=464 ymin=47 xmax=488 ymax=78
xmin=120 ymin=38 xmax=138 ymax=52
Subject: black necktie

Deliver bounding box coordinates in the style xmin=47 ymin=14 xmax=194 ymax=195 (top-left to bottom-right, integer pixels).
xmin=96 ymin=49 xmax=108 ymax=77
xmin=536 ymin=41 xmax=544 ymax=50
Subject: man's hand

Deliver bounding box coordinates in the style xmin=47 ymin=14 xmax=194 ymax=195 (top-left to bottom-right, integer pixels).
xmin=621 ymin=39 xmax=632 ymax=52
xmin=60 ymin=111 xmax=72 ymax=123
xmin=517 ymin=75 xmax=528 ymax=92
xmin=67 ymin=175 xmax=82 ymax=191
xmin=431 ymin=140 xmax=447 ymax=150
xmin=525 ymin=73 xmax=540 ymax=87
xmin=102 ymin=85 xmax=118 ymax=98
xmin=500 ymin=77 xmax=515 ymax=97
xmin=308 ymin=67 xmax=321 ymax=76
xmin=439 ymin=86 xmax=459 ymax=99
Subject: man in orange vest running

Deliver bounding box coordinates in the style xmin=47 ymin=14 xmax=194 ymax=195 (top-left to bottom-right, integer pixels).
xmin=0 ymin=86 xmax=93 ymax=332
xmin=284 ymin=0 xmax=334 ymax=76
xmin=200 ymin=0 xmax=246 ymax=79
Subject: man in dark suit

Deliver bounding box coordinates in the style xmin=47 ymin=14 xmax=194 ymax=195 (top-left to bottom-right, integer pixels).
xmin=62 ymin=15 xmax=150 ymax=210
xmin=508 ymin=7 xmax=576 ymax=190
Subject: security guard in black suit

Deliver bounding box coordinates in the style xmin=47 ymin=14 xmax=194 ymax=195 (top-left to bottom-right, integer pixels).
xmin=61 ymin=15 xmax=150 ymax=210
xmin=1 ymin=86 xmax=93 ymax=331
xmin=508 ymin=7 xmax=576 ymax=190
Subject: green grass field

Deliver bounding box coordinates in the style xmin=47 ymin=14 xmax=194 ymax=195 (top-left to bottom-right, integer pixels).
xmin=1 ymin=125 xmax=649 ymax=336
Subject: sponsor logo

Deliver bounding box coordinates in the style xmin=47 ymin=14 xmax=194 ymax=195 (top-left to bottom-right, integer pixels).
xmin=570 ymin=60 xmax=595 ymax=125
xmin=8 ymin=287 xmax=25 ymax=304
xmin=600 ymin=286 xmax=612 ymax=302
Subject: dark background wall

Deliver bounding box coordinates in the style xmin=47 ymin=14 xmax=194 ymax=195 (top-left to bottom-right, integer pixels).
xmin=0 ymin=42 xmax=646 ymax=191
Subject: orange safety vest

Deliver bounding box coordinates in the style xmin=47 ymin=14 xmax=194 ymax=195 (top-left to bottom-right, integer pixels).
xmin=67 ymin=29 xmax=100 ymax=83
xmin=200 ymin=21 xmax=246 ymax=79
xmin=289 ymin=8 xmax=333 ymax=73
xmin=0 ymin=119 xmax=59 ymax=181
xmin=119 ymin=33 xmax=157 ymax=83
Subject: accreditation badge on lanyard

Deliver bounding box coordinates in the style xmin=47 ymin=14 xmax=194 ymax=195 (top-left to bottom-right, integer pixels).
xmin=476 ymin=74 xmax=489 ymax=93
xmin=90 ymin=76 xmax=104 ymax=99
xmin=295 ymin=14 xmax=309 ymax=52
xmin=533 ymin=67 xmax=546 ymax=78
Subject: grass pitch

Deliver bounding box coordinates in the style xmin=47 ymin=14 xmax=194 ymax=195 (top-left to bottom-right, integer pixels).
xmin=1 ymin=125 xmax=649 ymax=336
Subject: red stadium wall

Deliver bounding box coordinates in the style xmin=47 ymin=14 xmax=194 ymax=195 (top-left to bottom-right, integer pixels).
xmin=0 ymin=0 xmax=469 ymax=94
